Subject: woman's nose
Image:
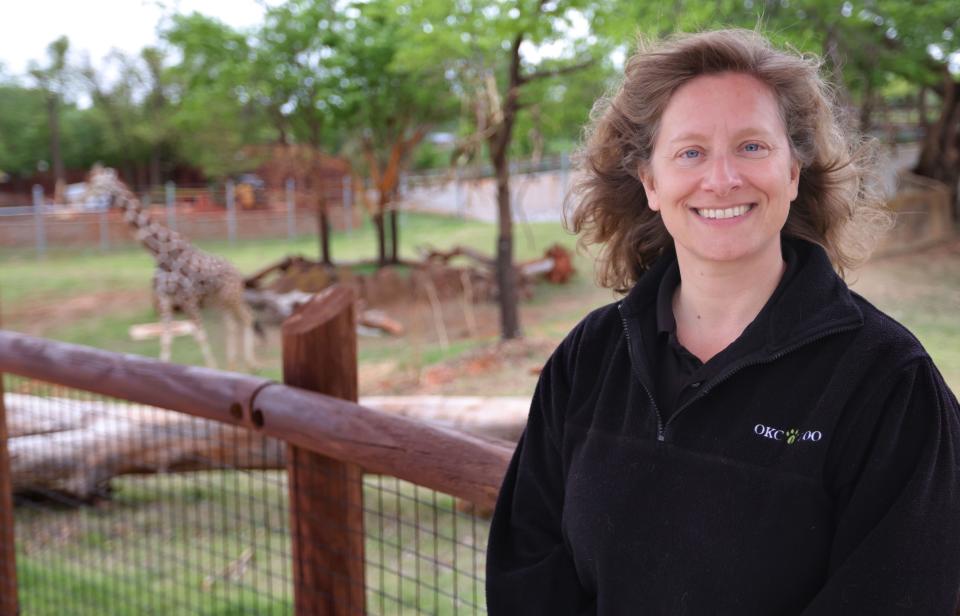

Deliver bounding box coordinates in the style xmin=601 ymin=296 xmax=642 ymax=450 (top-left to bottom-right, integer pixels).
xmin=702 ymin=154 xmax=743 ymax=195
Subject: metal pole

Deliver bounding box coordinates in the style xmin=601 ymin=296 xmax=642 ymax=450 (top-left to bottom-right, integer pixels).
xmin=32 ymin=184 xmax=46 ymax=258
xmin=226 ymin=179 xmax=237 ymax=245
xmin=165 ymin=181 xmax=176 ymax=231
xmin=342 ymin=175 xmax=353 ymax=233
xmin=454 ymin=167 xmax=464 ymax=219
xmin=286 ymin=178 xmax=296 ymax=240
xmin=99 ymin=203 xmax=109 ymax=251
xmin=560 ymin=151 xmax=570 ymax=198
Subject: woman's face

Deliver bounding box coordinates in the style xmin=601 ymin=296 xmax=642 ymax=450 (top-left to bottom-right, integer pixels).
xmin=640 ymin=72 xmax=800 ymax=270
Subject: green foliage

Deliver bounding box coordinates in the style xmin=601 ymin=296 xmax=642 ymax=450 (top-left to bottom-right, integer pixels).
xmin=4 ymin=0 xmax=957 ymax=187
xmin=394 ymin=0 xmax=618 ymax=145
xmin=163 ymin=13 xmax=271 ymax=178
xmin=510 ymin=60 xmax=617 ymax=158
xmin=335 ymin=0 xmax=458 ymax=170
xmin=615 ymin=0 xmax=959 ymax=126
xmin=0 ymin=85 xmax=48 ymax=175
xmin=255 ymin=0 xmax=340 ymax=148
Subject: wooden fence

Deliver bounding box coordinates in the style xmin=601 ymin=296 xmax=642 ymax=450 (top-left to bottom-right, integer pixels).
xmin=0 ymin=285 xmax=514 ymax=615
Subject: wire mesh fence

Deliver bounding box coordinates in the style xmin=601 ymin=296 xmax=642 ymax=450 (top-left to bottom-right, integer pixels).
xmin=3 ymin=373 xmax=490 ymax=615
xmin=364 ymin=476 xmax=487 ymax=615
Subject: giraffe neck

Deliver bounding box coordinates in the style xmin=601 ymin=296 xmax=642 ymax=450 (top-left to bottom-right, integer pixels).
xmin=115 ymin=188 xmax=190 ymax=265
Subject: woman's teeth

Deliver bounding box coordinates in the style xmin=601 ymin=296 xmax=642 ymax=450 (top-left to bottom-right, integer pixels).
xmin=695 ymin=204 xmax=754 ymax=219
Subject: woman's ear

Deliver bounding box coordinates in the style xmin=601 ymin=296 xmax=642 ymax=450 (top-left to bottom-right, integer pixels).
xmin=788 ymin=159 xmax=800 ymax=202
xmin=639 ymin=167 xmax=659 ymax=211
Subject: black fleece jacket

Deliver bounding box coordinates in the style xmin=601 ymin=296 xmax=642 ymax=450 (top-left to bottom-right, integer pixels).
xmin=486 ymin=239 xmax=960 ymax=615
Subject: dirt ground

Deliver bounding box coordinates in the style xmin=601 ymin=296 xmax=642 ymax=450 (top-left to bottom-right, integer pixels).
xmin=363 ymin=236 xmax=960 ymax=397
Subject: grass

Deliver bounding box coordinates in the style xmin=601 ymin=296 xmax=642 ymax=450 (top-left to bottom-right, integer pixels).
xmin=847 ymin=246 xmax=960 ymax=389
xmin=0 ymin=213 xmax=574 ymax=307
xmin=1 ymin=211 xmax=587 ymax=387
xmin=15 ymin=471 xmax=488 ymax=615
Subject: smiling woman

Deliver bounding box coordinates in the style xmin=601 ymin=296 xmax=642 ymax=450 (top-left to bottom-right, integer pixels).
xmin=486 ymin=29 xmax=960 ymax=615
xmin=641 ymin=73 xmax=799 ymax=273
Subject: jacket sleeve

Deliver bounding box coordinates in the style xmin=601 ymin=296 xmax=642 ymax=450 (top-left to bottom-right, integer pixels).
xmin=803 ymin=357 xmax=960 ymax=614
xmin=486 ymin=328 xmax=595 ymax=615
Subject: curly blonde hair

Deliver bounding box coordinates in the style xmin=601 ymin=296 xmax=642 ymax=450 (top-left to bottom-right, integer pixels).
xmin=569 ymin=29 xmax=890 ymax=292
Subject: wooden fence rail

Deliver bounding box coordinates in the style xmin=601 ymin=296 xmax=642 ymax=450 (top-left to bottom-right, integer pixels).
xmin=0 ymin=286 xmax=514 ymax=615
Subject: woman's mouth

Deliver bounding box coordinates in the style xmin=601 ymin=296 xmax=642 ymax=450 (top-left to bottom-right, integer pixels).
xmin=694 ymin=203 xmax=756 ymax=220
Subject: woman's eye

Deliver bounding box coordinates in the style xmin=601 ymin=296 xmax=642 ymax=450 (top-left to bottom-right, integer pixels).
xmin=679 ymin=149 xmax=700 ymax=159
xmin=742 ymin=142 xmax=768 ymax=155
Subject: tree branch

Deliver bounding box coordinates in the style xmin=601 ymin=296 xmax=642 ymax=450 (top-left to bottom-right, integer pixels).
xmin=518 ymin=57 xmax=595 ymax=86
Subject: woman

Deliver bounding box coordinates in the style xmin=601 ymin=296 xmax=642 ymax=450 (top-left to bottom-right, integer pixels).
xmin=486 ymin=29 xmax=960 ymax=614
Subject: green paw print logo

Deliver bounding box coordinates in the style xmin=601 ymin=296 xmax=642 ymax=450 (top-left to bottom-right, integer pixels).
xmin=785 ymin=429 xmax=800 ymax=445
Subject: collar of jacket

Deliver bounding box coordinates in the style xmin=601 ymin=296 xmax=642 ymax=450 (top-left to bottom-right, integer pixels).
xmin=618 ymin=237 xmax=864 ymax=387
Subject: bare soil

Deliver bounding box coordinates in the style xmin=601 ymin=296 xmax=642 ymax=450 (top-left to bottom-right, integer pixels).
xmin=7 ymin=290 xmax=150 ymax=337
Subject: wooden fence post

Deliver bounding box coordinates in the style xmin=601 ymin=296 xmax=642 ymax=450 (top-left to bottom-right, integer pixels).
xmin=282 ymin=286 xmax=365 ymax=616
xmin=0 ymin=372 xmax=19 ymax=615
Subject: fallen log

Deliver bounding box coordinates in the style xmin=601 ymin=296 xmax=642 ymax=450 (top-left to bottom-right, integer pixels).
xmin=422 ymin=243 xmax=575 ymax=286
xmin=420 ymin=245 xmax=496 ymax=268
xmin=245 ymin=288 xmax=406 ymax=335
xmin=6 ymin=393 xmax=284 ymax=498
xmin=5 ymin=393 xmax=526 ymax=499
xmin=361 ymin=395 xmax=527 ymax=442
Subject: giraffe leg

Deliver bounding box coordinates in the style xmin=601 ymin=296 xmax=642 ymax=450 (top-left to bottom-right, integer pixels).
xmin=224 ymin=312 xmax=238 ymax=370
xmin=233 ymin=302 xmax=259 ymax=370
xmin=158 ymin=294 xmax=175 ymax=362
xmin=184 ymin=302 xmax=218 ymax=369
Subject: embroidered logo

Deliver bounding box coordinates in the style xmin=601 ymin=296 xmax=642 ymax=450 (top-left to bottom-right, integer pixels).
xmin=754 ymin=424 xmax=822 ymax=444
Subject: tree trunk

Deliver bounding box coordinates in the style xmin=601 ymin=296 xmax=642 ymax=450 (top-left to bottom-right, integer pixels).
xmin=47 ymin=94 xmax=65 ymax=204
xmin=6 ymin=394 xmax=284 ymax=499
xmin=859 ymin=75 xmax=875 ymax=136
xmin=317 ymin=196 xmax=331 ymax=265
xmin=150 ymin=148 xmax=162 ymax=187
xmin=374 ymin=209 xmax=387 ymax=267
xmin=488 ymin=34 xmax=525 ymax=341
xmin=388 ymin=209 xmax=399 ymax=264
xmin=5 ymin=392 xmax=527 ymax=502
xmin=918 ymin=87 xmax=929 ymax=132
xmin=914 ymin=70 xmax=960 ymax=220
xmin=493 ymin=149 xmax=520 ymax=339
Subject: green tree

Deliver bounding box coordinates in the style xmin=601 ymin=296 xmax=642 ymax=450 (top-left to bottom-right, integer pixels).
xmin=28 ymin=36 xmax=72 ymax=201
xmin=758 ymin=0 xmax=959 ymax=215
xmin=163 ymin=13 xmax=272 ymax=179
xmin=620 ymin=0 xmax=960 ymax=214
xmin=400 ymin=0 xmax=613 ymax=340
xmin=257 ymin=0 xmax=340 ymax=149
xmin=335 ymin=0 xmax=458 ymax=265
xmin=0 ymin=69 xmax=106 ymax=184
xmin=0 ymin=83 xmax=48 ymax=178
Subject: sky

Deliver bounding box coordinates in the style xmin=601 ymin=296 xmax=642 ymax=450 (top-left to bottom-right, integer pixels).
xmin=0 ymin=0 xmax=277 ymax=78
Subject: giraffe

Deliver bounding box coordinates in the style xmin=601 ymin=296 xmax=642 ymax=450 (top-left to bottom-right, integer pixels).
xmin=87 ymin=165 xmax=258 ymax=370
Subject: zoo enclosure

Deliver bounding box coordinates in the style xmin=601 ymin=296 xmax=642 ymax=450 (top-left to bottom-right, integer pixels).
xmin=0 ymin=286 xmax=514 ymax=614
xmin=0 ymin=155 xmax=576 ymax=255
xmin=0 ymin=177 xmax=361 ymax=255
